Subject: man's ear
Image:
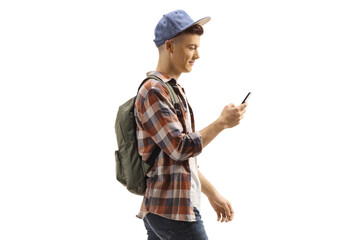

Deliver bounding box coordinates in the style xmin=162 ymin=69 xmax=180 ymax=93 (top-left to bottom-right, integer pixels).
xmin=164 ymin=40 xmax=174 ymax=54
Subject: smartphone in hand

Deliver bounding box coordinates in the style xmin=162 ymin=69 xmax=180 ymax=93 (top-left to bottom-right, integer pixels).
xmin=242 ymin=92 xmax=252 ymax=104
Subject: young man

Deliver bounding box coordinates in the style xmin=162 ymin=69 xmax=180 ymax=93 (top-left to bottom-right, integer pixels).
xmin=134 ymin=10 xmax=247 ymax=239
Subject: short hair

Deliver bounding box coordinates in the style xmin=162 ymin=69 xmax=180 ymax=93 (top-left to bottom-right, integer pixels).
xmin=175 ymin=24 xmax=204 ymax=38
xmin=182 ymin=24 xmax=204 ymax=35
xmin=159 ymin=24 xmax=204 ymax=50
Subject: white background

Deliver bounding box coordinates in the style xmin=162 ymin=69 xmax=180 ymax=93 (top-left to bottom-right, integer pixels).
xmin=1 ymin=0 xmax=359 ymax=239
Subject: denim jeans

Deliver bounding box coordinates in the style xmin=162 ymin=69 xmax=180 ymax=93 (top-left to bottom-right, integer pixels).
xmin=143 ymin=208 xmax=208 ymax=240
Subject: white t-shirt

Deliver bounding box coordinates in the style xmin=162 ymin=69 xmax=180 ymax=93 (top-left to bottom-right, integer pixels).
xmin=183 ymin=92 xmax=202 ymax=210
xmin=189 ymin=156 xmax=201 ymax=209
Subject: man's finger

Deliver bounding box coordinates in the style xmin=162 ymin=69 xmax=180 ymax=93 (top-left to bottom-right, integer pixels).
xmin=217 ymin=212 xmax=221 ymax=221
xmin=239 ymin=102 xmax=247 ymax=110
xmin=223 ymin=204 xmax=231 ymax=222
xmin=228 ymin=203 xmax=234 ymax=221
xmin=221 ymin=212 xmax=226 ymax=222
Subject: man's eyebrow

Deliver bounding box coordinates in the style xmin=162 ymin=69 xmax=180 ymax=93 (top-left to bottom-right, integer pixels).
xmin=187 ymin=44 xmax=198 ymax=47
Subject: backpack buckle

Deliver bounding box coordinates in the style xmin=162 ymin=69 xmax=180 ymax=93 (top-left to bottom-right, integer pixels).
xmin=174 ymin=103 xmax=181 ymax=116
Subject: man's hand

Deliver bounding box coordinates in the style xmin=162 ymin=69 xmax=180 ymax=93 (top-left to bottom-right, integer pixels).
xmin=218 ymin=103 xmax=247 ymax=129
xmin=208 ymin=192 xmax=234 ymax=223
xmin=199 ymin=102 xmax=247 ymax=148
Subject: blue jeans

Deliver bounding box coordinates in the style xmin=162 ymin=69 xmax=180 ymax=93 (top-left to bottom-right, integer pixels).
xmin=143 ymin=208 xmax=208 ymax=240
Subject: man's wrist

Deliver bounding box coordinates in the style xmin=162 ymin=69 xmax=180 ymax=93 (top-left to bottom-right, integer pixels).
xmin=205 ymin=188 xmax=220 ymax=199
xmin=214 ymin=118 xmax=226 ymax=131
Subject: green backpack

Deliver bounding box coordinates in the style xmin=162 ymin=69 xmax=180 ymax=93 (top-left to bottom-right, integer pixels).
xmin=114 ymin=75 xmax=180 ymax=195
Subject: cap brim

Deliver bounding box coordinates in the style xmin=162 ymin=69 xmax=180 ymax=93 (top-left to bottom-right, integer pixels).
xmin=194 ymin=16 xmax=211 ymax=26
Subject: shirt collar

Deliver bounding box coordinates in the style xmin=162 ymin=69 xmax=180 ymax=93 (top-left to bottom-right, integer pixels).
xmin=147 ymin=71 xmax=176 ymax=84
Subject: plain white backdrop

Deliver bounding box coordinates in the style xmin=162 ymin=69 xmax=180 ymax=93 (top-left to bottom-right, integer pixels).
xmin=1 ymin=0 xmax=359 ymax=239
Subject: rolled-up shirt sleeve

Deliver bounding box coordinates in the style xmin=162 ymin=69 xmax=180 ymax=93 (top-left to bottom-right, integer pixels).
xmin=139 ymin=85 xmax=203 ymax=161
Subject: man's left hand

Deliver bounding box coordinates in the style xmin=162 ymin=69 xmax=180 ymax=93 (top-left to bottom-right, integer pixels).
xmin=208 ymin=193 xmax=234 ymax=223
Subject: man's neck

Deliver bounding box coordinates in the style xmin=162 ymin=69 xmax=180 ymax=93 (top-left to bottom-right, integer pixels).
xmin=156 ymin=64 xmax=181 ymax=81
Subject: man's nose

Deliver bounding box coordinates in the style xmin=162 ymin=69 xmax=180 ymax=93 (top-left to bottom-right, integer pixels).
xmin=195 ymin=50 xmax=200 ymax=59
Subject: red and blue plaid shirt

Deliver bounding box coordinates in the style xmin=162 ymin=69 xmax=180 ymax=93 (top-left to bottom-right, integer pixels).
xmin=134 ymin=71 xmax=203 ymax=222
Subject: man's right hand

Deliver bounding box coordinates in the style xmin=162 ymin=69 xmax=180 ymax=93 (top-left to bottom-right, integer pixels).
xmin=199 ymin=102 xmax=248 ymax=148
xmin=217 ymin=103 xmax=247 ymax=129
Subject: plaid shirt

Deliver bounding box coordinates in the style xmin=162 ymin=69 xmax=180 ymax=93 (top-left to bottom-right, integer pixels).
xmin=134 ymin=71 xmax=203 ymax=222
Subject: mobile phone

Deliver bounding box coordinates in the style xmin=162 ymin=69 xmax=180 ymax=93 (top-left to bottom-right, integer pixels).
xmin=241 ymin=92 xmax=252 ymax=104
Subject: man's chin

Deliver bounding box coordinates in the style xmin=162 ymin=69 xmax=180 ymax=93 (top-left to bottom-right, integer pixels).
xmin=184 ymin=66 xmax=193 ymax=73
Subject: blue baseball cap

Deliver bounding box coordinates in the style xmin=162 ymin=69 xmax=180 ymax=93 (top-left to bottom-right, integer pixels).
xmin=153 ymin=10 xmax=211 ymax=47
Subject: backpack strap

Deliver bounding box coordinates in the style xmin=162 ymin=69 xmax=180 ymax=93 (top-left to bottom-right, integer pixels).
xmin=138 ymin=75 xmax=182 ymax=116
xmin=146 ymin=143 xmax=161 ymax=167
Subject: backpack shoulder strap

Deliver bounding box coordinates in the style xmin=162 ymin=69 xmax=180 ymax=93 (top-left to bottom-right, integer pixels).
xmin=138 ymin=75 xmax=179 ymax=105
xmin=138 ymin=75 xmax=181 ymax=116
